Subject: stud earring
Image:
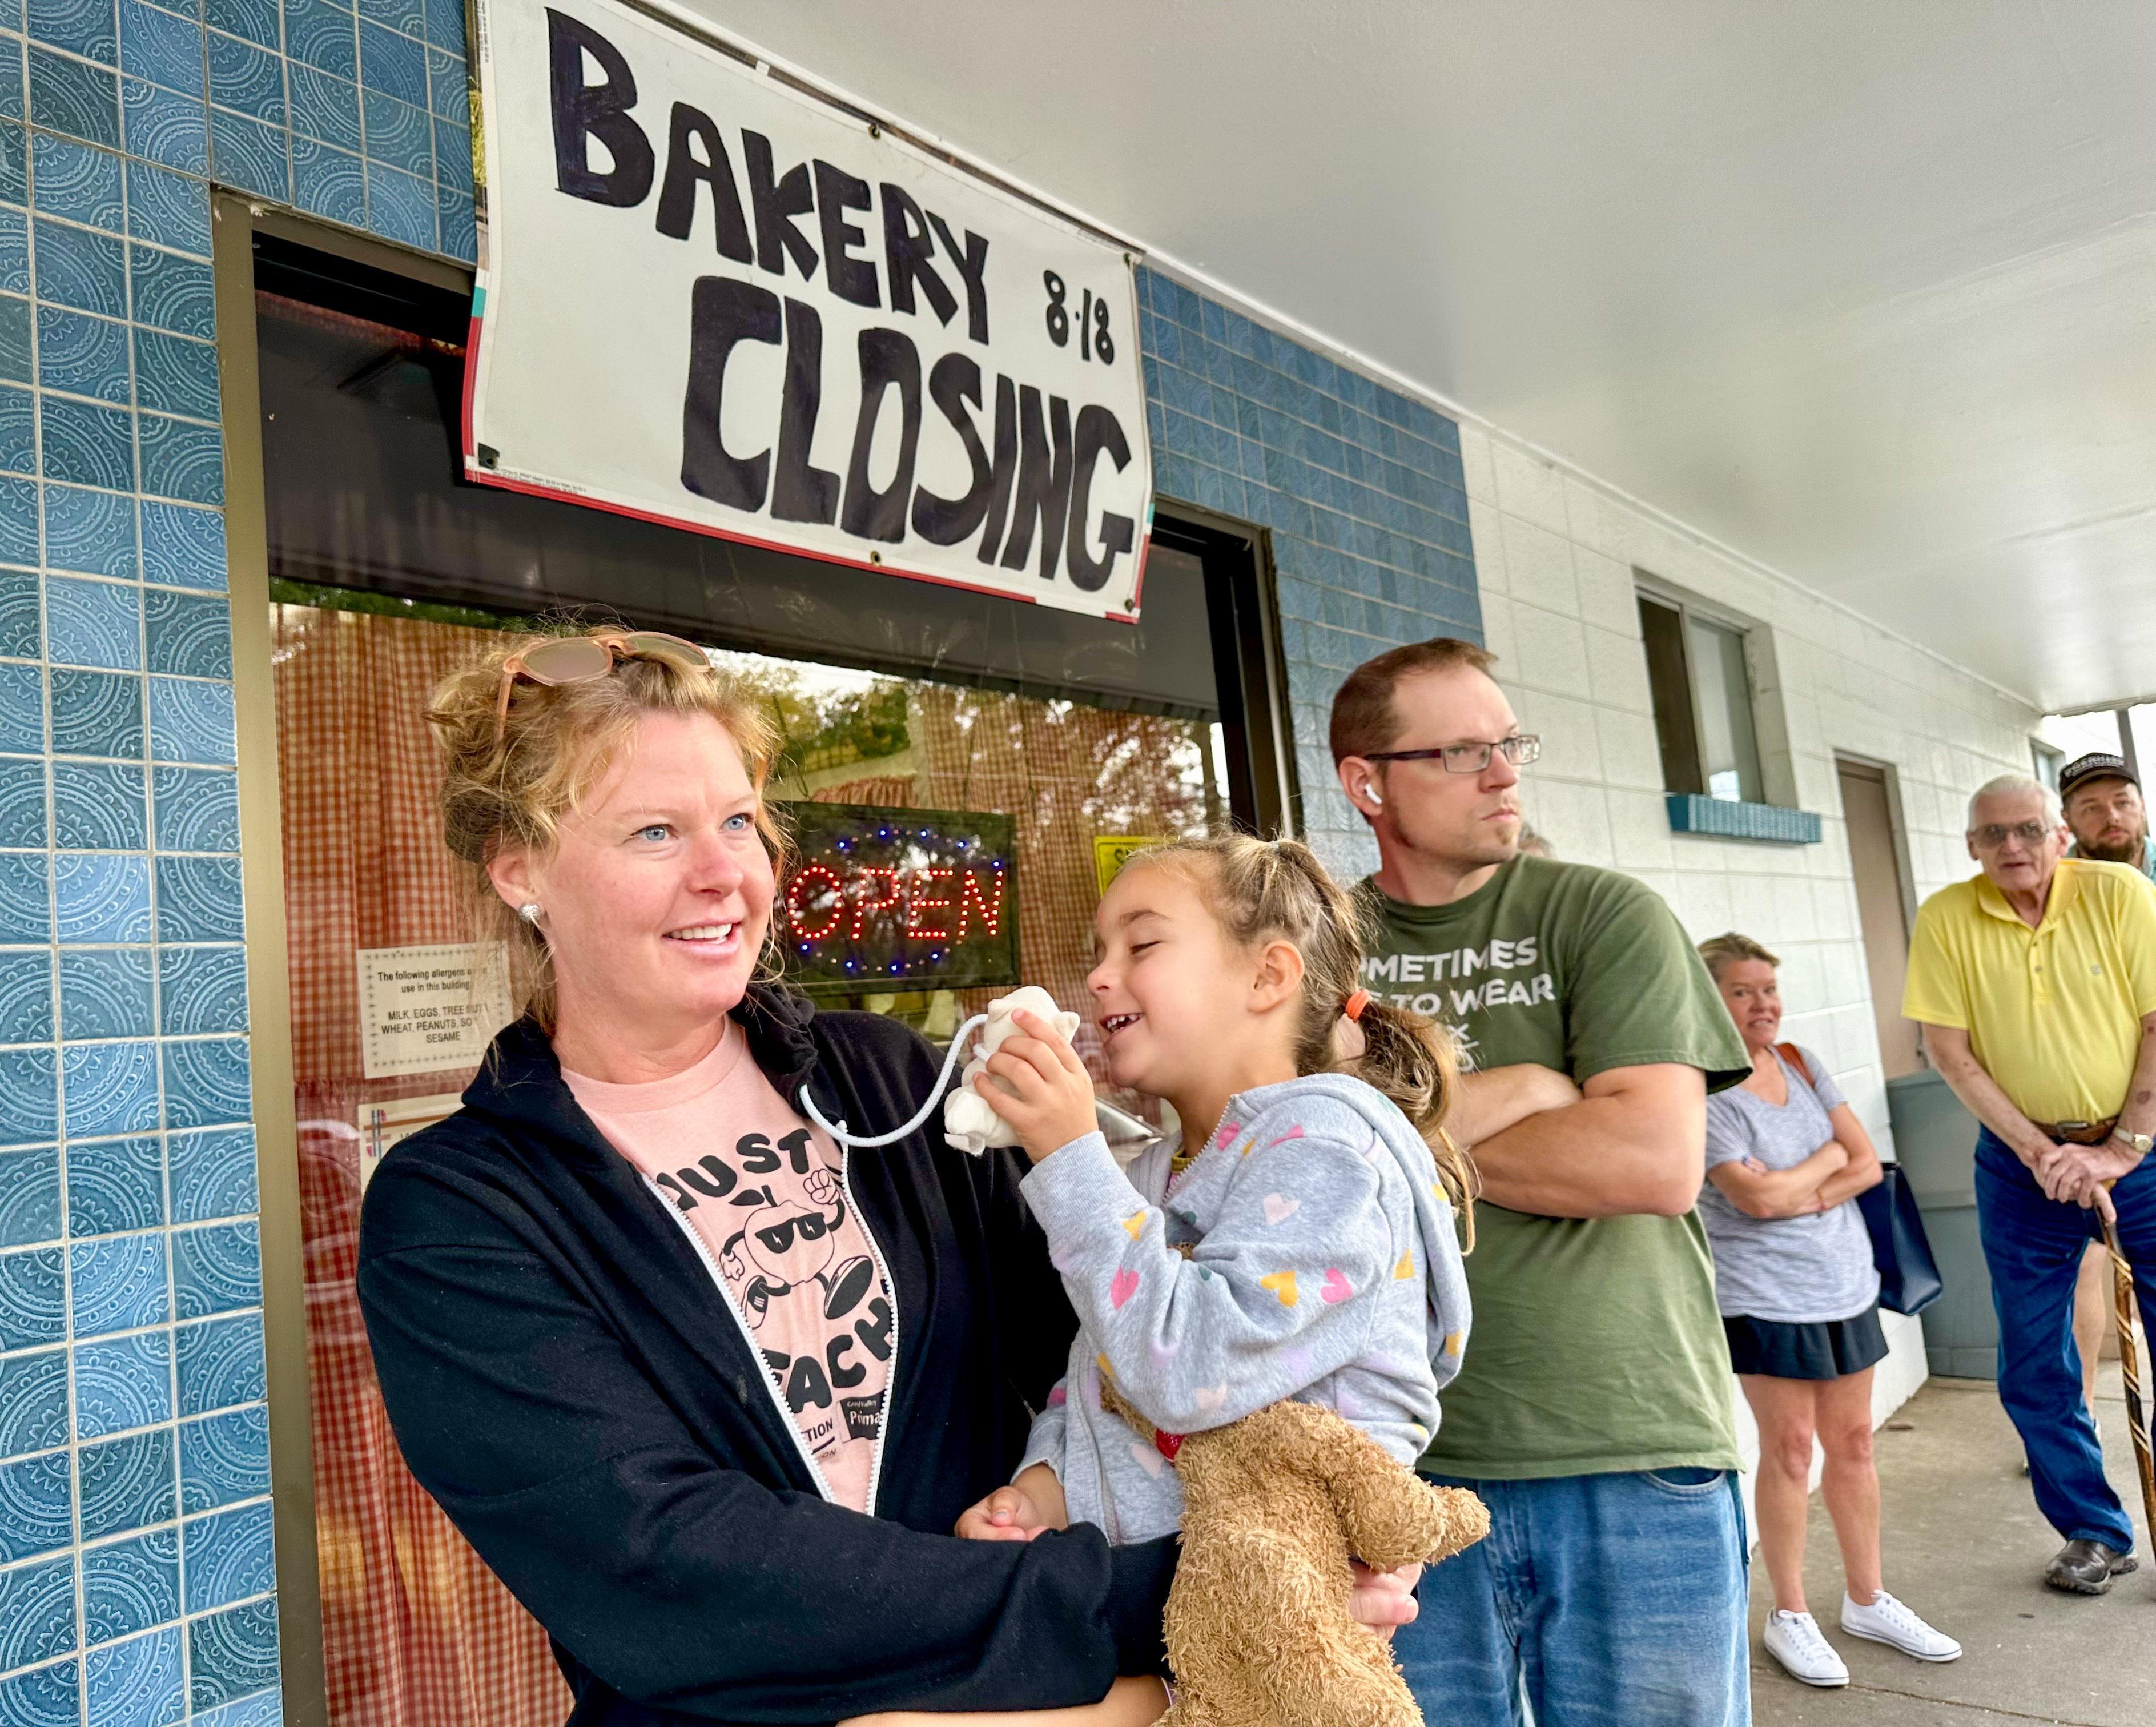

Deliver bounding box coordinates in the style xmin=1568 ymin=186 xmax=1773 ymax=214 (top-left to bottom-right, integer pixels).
xmin=518 ymin=902 xmax=542 ymax=925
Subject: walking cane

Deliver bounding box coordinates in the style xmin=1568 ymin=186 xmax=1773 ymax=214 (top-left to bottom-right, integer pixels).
xmin=2097 ymin=1185 xmax=2156 ymax=1559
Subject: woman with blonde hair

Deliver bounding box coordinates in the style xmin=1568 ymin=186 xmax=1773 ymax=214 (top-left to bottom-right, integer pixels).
xmin=356 ymin=626 xmax=1417 ymax=1727
xmin=1696 ymin=933 xmax=1958 ymax=1689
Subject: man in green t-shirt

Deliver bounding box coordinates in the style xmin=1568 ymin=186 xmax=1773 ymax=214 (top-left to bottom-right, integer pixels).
xmin=1332 ymin=637 xmax=1752 ymax=1727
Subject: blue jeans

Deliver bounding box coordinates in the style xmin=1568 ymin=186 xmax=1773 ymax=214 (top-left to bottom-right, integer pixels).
xmin=1974 ymin=1126 xmax=2156 ymax=1552
xmin=1397 ymin=1468 xmax=1750 ymax=1727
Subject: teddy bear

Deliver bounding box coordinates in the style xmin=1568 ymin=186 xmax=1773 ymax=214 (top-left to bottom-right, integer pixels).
xmin=1101 ymin=1382 xmax=1488 ymax=1727
xmin=941 ymin=986 xmax=1083 ymax=1155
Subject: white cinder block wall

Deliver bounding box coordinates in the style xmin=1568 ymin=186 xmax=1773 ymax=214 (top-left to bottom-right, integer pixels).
xmin=1451 ymin=420 xmax=2054 ymax=1509
xmin=1461 ymin=425 xmax=2048 ymax=1143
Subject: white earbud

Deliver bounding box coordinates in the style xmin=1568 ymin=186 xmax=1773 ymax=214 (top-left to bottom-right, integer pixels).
xmin=1366 ymin=786 xmax=1384 ymax=806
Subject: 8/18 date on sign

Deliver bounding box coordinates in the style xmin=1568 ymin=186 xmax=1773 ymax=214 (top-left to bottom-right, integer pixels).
xmin=1043 ymin=272 xmax=1115 ymax=363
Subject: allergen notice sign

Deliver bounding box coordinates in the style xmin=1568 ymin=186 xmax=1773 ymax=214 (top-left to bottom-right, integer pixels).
xmin=356 ymin=943 xmax=513 ymax=1078
xmin=464 ymin=0 xmax=1153 ymax=620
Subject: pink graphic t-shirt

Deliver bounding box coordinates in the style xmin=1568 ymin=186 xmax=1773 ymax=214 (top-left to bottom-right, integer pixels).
xmin=563 ymin=1028 xmax=894 ymax=1512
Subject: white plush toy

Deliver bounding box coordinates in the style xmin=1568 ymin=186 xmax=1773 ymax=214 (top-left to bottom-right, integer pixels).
xmin=942 ymin=986 xmax=1083 ymax=1155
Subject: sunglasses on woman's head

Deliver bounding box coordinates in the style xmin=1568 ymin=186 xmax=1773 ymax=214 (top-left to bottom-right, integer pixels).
xmin=492 ymin=630 xmax=711 ymax=746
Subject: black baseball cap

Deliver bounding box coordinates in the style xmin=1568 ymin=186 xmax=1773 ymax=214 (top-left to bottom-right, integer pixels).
xmin=2060 ymin=751 xmax=2139 ymax=802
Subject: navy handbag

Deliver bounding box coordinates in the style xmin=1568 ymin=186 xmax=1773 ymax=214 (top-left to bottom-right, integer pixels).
xmin=1778 ymin=1043 xmax=1942 ymax=1316
xmin=1856 ymin=1164 xmax=1944 ymax=1316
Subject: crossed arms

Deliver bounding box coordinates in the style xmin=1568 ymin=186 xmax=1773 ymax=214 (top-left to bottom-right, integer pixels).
xmin=1450 ymin=1060 xmax=1707 ymax=1218
xmin=1703 ymin=1102 xmax=1884 ymax=1220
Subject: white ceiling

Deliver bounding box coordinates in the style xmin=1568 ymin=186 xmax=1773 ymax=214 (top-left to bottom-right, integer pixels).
xmin=687 ymin=0 xmax=2156 ymax=713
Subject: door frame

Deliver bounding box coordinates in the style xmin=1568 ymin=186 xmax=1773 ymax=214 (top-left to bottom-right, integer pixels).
xmin=1148 ymin=505 xmax=1301 ymax=838
xmin=1833 ymin=752 xmax=1919 ymax=934
xmin=1833 ymin=751 xmax=1922 ymax=1079
xmin=216 ymin=192 xmax=475 ymax=1727
xmin=215 ymin=198 xmax=1305 ymax=1727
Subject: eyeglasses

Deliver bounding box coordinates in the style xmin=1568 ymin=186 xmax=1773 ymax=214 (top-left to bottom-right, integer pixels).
xmin=493 ymin=630 xmax=711 ymax=746
xmin=1970 ymin=821 xmax=2056 ymax=848
xmin=1362 ymin=736 xmax=1541 ymax=774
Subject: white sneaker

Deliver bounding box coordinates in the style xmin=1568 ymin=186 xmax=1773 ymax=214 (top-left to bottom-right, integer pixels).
xmin=1763 ymin=1610 xmax=1849 ymax=1686
xmin=1840 ymin=1591 xmax=1962 ymax=1662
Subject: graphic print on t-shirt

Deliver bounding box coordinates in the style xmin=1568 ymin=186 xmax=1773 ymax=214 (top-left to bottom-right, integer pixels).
xmin=651 ymin=1130 xmax=893 ymax=1443
xmin=564 ymin=1032 xmax=895 ymax=1510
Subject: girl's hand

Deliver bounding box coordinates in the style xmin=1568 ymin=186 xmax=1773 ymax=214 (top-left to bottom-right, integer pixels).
xmin=1350 ymin=1560 xmax=1422 ymax=1638
xmin=954 ymin=1485 xmax=1046 ymax=1542
xmin=955 ymin=1465 xmax=1067 ymax=1541
xmin=979 ymin=1010 xmax=1098 ymax=1164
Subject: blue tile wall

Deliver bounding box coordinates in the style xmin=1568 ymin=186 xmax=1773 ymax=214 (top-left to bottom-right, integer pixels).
xmin=0 ymin=0 xmax=478 ymax=1710
xmin=1135 ymin=271 xmax=1482 ymax=870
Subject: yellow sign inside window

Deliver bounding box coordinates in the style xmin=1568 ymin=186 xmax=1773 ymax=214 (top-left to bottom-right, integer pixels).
xmin=1094 ymin=836 xmax=1166 ymax=898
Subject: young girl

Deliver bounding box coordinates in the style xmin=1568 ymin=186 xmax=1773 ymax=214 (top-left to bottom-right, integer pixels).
xmin=954 ymin=835 xmax=1474 ymax=1552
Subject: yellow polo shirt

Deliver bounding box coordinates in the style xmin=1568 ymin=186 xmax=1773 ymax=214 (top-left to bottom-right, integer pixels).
xmin=1902 ymin=859 xmax=2156 ymax=1123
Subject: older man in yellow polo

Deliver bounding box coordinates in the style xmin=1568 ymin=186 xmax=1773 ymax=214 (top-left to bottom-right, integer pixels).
xmin=1904 ymin=773 xmax=2156 ymax=1596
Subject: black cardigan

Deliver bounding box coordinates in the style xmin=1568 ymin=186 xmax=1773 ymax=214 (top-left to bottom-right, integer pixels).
xmin=356 ymin=988 xmax=1175 ymax=1726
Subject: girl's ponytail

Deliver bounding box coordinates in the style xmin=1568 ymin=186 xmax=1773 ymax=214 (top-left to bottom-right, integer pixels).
xmin=1350 ymin=995 xmax=1475 ymax=1251
xmin=1125 ymin=834 xmax=1478 ymax=1246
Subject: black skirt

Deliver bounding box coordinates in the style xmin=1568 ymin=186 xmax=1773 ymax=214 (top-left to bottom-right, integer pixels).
xmin=1724 ymin=1304 xmax=1889 ymax=1381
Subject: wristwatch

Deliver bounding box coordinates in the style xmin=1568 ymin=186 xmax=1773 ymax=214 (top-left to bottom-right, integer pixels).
xmin=2111 ymin=1124 xmax=2153 ymax=1156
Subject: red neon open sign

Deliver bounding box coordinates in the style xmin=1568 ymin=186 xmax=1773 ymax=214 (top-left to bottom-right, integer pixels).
xmin=776 ymin=802 xmax=1020 ymax=996
xmin=784 ymin=864 xmax=1007 ymax=944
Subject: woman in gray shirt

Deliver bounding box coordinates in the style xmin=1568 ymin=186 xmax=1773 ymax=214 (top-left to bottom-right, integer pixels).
xmin=1698 ymin=934 xmax=1960 ymax=1688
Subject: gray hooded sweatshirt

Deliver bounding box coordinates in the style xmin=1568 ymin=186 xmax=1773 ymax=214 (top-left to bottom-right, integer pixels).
xmin=1016 ymin=1071 xmax=1471 ymax=1545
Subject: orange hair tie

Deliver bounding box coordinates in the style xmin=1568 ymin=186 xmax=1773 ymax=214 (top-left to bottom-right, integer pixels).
xmin=1343 ymin=989 xmax=1371 ymax=1022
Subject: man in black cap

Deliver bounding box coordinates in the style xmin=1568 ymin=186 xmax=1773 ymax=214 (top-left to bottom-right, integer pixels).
xmin=2058 ymin=749 xmax=2154 ymax=1500
xmin=2060 ymin=752 xmax=2156 ymax=881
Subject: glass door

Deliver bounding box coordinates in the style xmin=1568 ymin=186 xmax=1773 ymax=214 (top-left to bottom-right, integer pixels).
xmin=248 ymin=226 xmax=1291 ymax=1725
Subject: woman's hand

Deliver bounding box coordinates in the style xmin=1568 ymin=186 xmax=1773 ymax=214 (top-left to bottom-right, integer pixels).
xmin=1350 ymin=1560 xmax=1423 ymax=1638
xmin=980 ymin=1010 xmax=1099 ymax=1164
xmin=956 ymin=1464 xmax=1069 ymax=1541
xmin=1709 ymin=1138 xmax=1851 ymax=1220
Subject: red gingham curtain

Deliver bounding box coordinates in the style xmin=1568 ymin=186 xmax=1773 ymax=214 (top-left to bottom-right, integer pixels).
xmin=272 ymin=608 xmax=1226 ymax=1726
xmin=275 ymin=605 xmax=572 ymax=1727
xmin=904 ymin=685 xmax=1220 ymax=1112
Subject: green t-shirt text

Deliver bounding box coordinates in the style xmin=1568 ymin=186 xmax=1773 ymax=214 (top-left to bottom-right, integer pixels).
xmin=1360 ymin=856 xmax=1750 ymax=1480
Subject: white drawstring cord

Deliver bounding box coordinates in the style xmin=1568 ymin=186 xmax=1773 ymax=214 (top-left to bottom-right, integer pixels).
xmin=799 ymin=1014 xmax=988 ymax=1148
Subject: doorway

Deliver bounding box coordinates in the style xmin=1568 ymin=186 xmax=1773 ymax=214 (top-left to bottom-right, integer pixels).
xmin=231 ymin=212 xmax=1297 ymax=1727
xmin=1836 ymin=757 xmax=1920 ymax=1078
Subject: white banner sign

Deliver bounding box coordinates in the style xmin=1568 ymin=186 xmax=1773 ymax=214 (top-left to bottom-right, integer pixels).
xmin=355 ymin=943 xmax=512 ymax=1078
xmin=466 ymin=0 xmax=1155 ymax=620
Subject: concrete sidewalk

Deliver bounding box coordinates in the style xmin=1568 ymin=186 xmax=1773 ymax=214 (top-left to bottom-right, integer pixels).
xmin=1749 ymin=1368 xmax=2155 ymax=1725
